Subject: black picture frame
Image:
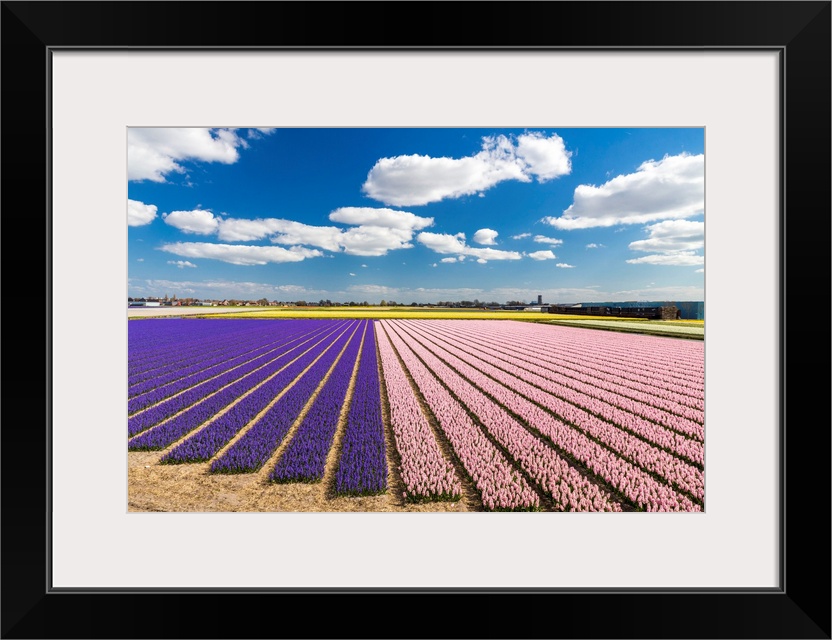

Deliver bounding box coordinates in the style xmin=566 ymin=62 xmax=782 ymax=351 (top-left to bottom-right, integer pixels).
xmin=2 ymin=2 xmax=829 ymax=638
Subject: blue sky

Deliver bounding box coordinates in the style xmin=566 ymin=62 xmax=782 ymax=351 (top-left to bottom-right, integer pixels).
xmin=128 ymin=127 xmax=704 ymax=304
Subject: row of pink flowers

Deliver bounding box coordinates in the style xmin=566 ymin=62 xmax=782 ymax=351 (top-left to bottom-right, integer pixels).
xmin=375 ymin=323 xmax=462 ymax=502
xmin=468 ymin=323 xmax=704 ymax=408
xmin=382 ymin=322 xmax=540 ymax=511
xmin=383 ymin=321 xmax=622 ymax=512
xmin=525 ymin=321 xmax=706 ymax=375
xmin=432 ymin=322 xmax=704 ymax=422
xmin=491 ymin=322 xmax=704 ymax=397
xmin=400 ymin=320 xmax=704 ymax=471
xmin=387 ymin=320 xmax=702 ymax=510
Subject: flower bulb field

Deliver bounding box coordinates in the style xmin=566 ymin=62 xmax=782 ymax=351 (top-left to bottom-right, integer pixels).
xmin=128 ymin=317 xmax=704 ymax=512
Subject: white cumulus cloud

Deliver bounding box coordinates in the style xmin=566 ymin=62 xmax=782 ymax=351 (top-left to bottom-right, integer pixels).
xmin=626 ymin=252 xmax=704 ymax=266
xmin=626 ymin=220 xmax=704 ymax=267
xmin=219 ymin=218 xmax=344 ymax=251
xmin=210 ymin=213 xmax=424 ymax=257
xmin=512 ymin=233 xmax=531 ymax=240
xmin=127 ymin=199 xmax=158 ymax=226
xmin=543 ymin=152 xmax=704 ymax=229
xmin=160 ymin=242 xmax=322 ymax=266
xmin=339 ymin=226 xmax=414 ymax=256
xmin=417 ymin=232 xmax=523 ymax=261
xmin=128 ymin=128 xmax=261 ymax=182
xmin=534 ymin=235 xmax=563 ymax=246
xmin=473 ymin=228 xmax=499 ymax=245
xmin=556 ymin=263 xmax=575 ymax=268
xmin=362 ymin=132 xmax=571 ymax=206
xmin=329 ymin=207 xmax=433 ymax=231
xmin=163 ymin=209 xmax=221 ymax=235
xmin=528 ymin=250 xmax=556 ymax=260
xmin=628 ymin=220 xmax=704 ymax=253
xmin=167 ymin=260 xmax=197 ymax=269
xmin=515 ymin=131 xmax=573 ymax=181
xmin=160 ymin=205 xmax=437 ymax=262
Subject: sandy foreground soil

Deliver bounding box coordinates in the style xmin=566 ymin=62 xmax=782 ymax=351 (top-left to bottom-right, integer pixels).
xmin=128 ymin=450 xmax=478 ymax=513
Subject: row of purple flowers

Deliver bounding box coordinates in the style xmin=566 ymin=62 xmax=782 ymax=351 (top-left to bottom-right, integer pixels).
xmin=208 ymin=322 xmax=359 ymax=473
xmin=332 ymin=320 xmax=388 ymax=496
xmin=128 ymin=321 xmax=347 ymax=443
xmin=159 ymin=321 xmax=359 ymax=463
xmin=128 ymin=327 xmax=321 ymax=413
xmin=128 ymin=319 xmax=276 ymax=383
xmin=268 ymin=322 xmax=364 ymax=483
xmin=129 ymin=323 xmax=310 ymax=400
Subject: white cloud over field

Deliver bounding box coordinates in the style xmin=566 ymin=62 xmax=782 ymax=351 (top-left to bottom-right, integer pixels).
xmin=362 ymin=131 xmax=572 ymax=206
xmin=527 ymin=250 xmax=556 ymax=261
xmin=127 ymin=199 xmax=158 ymax=226
xmin=473 ymin=228 xmax=499 ymax=245
xmin=159 ymin=242 xmax=323 ymax=266
xmin=534 ymin=235 xmax=563 ymax=246
xmin=128 ymin=128 xmax=274 ymax=182
xmin=160 ymin=206 xmax=435 ymax=259
xmin=543 ymin=152 xmax=704 ymax=229
xmin=163 ymin=209 xmax=220 ymax=235
xmin=417 ymin=232 xmax=522 ymax=263
xmin=626 ymin=220 xmax=704 ymax=266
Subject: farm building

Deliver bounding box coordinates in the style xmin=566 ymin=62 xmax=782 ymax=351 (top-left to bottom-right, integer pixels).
xmin=548 ymin=304 xmax=681 ymax=319
xmin=551 ymin=301 xmax=704 ymax=320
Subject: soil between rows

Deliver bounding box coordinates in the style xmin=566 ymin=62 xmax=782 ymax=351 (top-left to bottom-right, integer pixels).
xmin=128 ymin=451 xmax=472 ymax=512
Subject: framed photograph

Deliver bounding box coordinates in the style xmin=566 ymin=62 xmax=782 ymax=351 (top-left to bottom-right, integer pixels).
xmin=3 ymin=1 xmax=829 ymax=638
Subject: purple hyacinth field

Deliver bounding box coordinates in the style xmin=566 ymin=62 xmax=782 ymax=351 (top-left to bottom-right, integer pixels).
xmin=128 ymin=318 xmax=704 ymax=512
